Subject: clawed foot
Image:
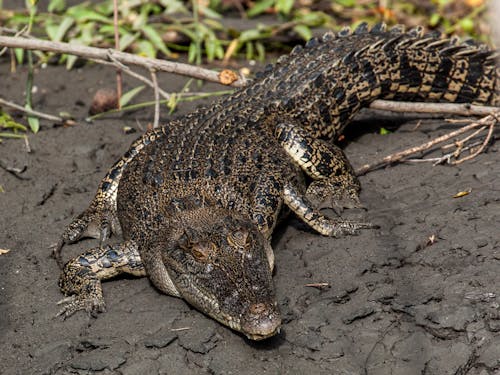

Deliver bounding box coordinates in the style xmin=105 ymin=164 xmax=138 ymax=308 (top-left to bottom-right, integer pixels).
xmin=306 ymin=179 xmax=364 ymax=214
xmin=53 ymin=204 xmax=121 ymax=269
xmin=56 ymin=294 xmax=106 ymax=319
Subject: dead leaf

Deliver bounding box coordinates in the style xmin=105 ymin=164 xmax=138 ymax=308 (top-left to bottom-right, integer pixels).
xmin=223 ymin=39 xmax=239 ymax=64
xmin=426 ymin=234 xmax=437 ymax=246
xmin=218 ymin=69 xmax=239 ymax=85
xmin=453 ymin=188 xmax=472 ymax=198
xmin=466 ymin=0 xmax=484 ymax=6
xmin=0 ymin=248 xmax=10 ymax=255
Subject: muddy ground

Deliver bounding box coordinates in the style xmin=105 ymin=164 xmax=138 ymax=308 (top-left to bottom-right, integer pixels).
xmin=1 ymin=46 xmax=500 ymax=375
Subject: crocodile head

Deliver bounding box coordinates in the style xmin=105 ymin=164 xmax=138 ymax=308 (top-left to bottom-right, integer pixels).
xmin=163 ymin=207 xmax=281 ymax=340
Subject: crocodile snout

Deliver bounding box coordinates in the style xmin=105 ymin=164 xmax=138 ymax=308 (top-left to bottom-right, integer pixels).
xmin=241 ymin=302 xmax=281 ymax=340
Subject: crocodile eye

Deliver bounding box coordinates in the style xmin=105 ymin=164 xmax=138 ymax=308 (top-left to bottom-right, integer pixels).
xmin=191 ymin=242 xmax=217 ymax=261
xmin=228 ymin=229 xmax=250 ymax=247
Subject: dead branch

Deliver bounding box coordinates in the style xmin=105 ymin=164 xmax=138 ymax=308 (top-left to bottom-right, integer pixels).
xmin=368 ymin=100 xmax=499 ymax=117
xmin=98 ymin=56 xmax=171 ymax=100
xmin=150 ymin=69 xmax=160 ymax=129
xmin=0 ymin=35 xmax=247 ymax=87
xmin=0 ymin=96 xmax=69 ymax=124
xmin=355 ymin=112 xmax=500 ymax=175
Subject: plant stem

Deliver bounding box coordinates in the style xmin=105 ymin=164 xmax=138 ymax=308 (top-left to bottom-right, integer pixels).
xmin=113 ymin=0 xmax=122 ymax=107
xmin=191 ymin=0 xmax=202 ymax=65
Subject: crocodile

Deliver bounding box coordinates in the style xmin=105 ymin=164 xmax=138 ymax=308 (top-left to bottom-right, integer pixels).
xmin=54 ymin=23 xmax=499 ymax=340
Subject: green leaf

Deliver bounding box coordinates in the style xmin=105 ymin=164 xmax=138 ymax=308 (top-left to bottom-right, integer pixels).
xmin=188 ymin=42 xmax=197 ymax=63
xmin=458 ymin=17 xmax=475 ymax=33
xmin=0 ymin=132 xmax=27 ymax=139
xmin=45 ymin=23 xmax=59 ymax=41
xmin=293 ymin=24 xmax=312 ymax=41
xmin=205 ymin=38 xmax=216 ymax=61
xmin=379 ymin=127 xmax=390 ymax=135
xmin=296 ymin=11 xmax=327 ymax=27
xmin=276 ymin=0 xmax=294 ymax=15
xmin=167 ymin=93 xmax=178 ymax=113
xmin=66 ymin=54 xmax=78 ymax=70
xmin=142 ymin=25 xmax=170 ymax=56
xmin=120 ymin=85 xmax=145 ymax=107
xmin=238 ymin=29 xmax=264 ymax=43
xmin=27 ymin=115 xmax=39 ymax=133
xmin=0 ymin=110 xmax=27 ymax=132
xmin=215 ymin=43 xmax=224 ymax=60
xmin=48 ymin=0 xmax=66 ymax=13
xmin=14 ymin=48 xmax=24 ymax=64
xmin=429 ymin=13 xmax=441 ymax=27
xmin=245 ymin=41 xmax=254 ymax=60
xmin=199 ymin=4 xmax=222 ymax=19
xmin=119 ymin=32 xmax=139 ymax=51
xmin=53 ymin=16 xmax=74 ymax=42
xmin=247 ymin=0 xmax=275 ymax=18
xmin=67 ymin=5 xmax=111 ymax=24
xmin=335 ymin=0 xmax=355 ymax=7
xmin=136 ymin=40 xmax=156 ymax=58
xmin=255 ymin=41 xmax=265 ymax=62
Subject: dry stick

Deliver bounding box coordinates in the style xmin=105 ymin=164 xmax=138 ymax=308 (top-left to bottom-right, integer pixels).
xmin=150 ymin=69 xmax=160 ymax=129
xmin=97 ymin=57 xmax=171 ymax=100
xmin=0 ymin=96 xmax=66 ymax=123
xmin=112 ymin=0 xmax=122 ymax=105
xmin=0 ymin=35 xmax=247 ymax=87
xmin=0 ymin=25 xmax=28 ymax=56
xmin=355 ymin=112 xmax=500 ymax=175
xmin=368 ymin=100 xmax=499 ymax=117
xmin=405 ymin=139 xmax=487 ymax=166
xmin=442 ymin=126 xmax=486 ymax=150
xmin=452 ymin=119 xmax=496 ymax=164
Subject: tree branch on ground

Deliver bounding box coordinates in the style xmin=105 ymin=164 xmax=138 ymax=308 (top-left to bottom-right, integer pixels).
xmin=0 ymin=35 xmax=248 ymax=87
xmin=355 ymin=112 xmax=500 ymax=175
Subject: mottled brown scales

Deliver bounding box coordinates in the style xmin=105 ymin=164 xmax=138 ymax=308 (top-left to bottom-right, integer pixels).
xmin=55 ymin=23 xmax=499 ymax=340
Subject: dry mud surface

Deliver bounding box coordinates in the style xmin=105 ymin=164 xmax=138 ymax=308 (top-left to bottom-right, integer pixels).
xmin=1 ymin=58 xmax=500 ymax=375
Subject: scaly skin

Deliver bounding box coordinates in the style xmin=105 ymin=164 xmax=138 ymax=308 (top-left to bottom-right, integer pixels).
xmin=57 ymin=23 xmax=499 ymax=340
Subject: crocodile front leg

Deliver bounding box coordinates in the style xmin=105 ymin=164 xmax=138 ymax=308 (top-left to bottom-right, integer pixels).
xmin=57 ymin=240 xmax=146 ymax=318
xmin=54 ymin=128 xmax=165 ymax=267
xmin=275 ymin=122 xmax=362 ymax=213
xmin=282 ymin=182 xmax=375 ymax=237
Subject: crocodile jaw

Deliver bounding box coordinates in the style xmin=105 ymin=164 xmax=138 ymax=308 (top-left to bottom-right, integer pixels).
xmin=162 ymin=207 xmax=282 ymax=340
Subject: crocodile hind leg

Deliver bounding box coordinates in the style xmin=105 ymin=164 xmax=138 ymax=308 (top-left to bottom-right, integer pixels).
xmin=54 ymin=128 xmax=165 ymax=268
xmin=57 ymin=240 xmax=146 ymax=318
xmin=275 ymin=122 xmax=362 ymax=213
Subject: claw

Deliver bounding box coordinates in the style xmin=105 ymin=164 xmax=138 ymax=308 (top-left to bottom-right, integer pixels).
xmin=55 ymin=205 xmax=120 ymax=268
xmin=56 ymin=294 xmax=106 ymax=319
xmin=51 ymin=240 xmax=66 ymax=269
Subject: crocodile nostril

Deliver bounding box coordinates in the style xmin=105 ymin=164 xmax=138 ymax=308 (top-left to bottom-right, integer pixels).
xmin=248 ymin=302 xmax=267 ymax=315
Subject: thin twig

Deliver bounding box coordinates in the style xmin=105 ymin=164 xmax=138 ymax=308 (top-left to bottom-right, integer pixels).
xmin=368 ymin=100 xmax=499 ymax=117
xmin=0 ymin=96 xmax=67 ymax=123
xmin=355 ymin=112 xmax=500 ymax=175
xmin=405 ymin=139 xmax=484 ymax=165
xmin=0 ymin=25 xmax=28 ymax=56
xmin=0 ymin=35 xmax=246 ymax=87
xmin=150 ymin=69 xmax=160 ymax=129
xmin=442 ymin=126 xmax=486 ymax=150
xmin=95 ymin=57 xmax=171 ymax=100
xmin=452 ymin=119 xmax=496 ymax=164
xmin=112 ymin=0 xmax=122 ymax=105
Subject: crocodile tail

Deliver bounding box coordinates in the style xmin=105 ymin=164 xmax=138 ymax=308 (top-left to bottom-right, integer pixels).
xmin=278 ymin=23 xmax=499 ymax=138
xmin=366 ymin=24 xmax=499 ymax=106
